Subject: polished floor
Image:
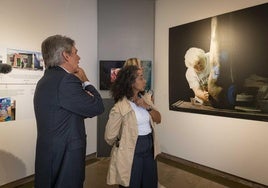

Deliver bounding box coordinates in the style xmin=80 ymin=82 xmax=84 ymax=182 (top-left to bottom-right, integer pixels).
xmin=16 ymin=157 xmax=253 ymax=188
xmin=84 ymin=158 xmax=228 ymax=188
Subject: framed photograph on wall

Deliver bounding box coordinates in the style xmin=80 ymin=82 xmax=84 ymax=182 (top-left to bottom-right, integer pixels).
xmin=169 ymin=3 xmax=268 ymax=122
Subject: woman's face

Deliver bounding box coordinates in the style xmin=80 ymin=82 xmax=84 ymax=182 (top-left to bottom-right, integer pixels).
xmin=132 ymin=69 xmax=146 ymax=93
xmin=194 ymin=58 xmax=205 ymax=73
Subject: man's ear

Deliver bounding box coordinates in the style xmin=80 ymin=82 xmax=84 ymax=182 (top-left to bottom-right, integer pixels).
xmin=62 ymin=51 xmax=69 ymax=62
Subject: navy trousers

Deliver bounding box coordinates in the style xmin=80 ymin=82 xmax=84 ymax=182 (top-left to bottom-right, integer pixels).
xmin=119 ymin=133 xmax=158 ymax=188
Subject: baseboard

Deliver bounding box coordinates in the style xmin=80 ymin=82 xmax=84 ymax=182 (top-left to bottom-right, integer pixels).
xmin=158 ymin=152 xmax=267 ymax=188
xmin=0 ymin=152 xmax=97 ymax=188
xmin=0 ymin=175 xmax=34 ymax=188
xmin=85 ymin=152 xmax=99 ymax=165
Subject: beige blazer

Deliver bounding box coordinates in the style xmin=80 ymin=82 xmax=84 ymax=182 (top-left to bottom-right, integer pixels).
xmin=104 ymin=96 xmax=161 ymax=186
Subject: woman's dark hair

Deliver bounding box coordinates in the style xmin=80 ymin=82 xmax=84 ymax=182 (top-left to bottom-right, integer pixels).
xmin=110 ymin=65 xmax=139 ymax=103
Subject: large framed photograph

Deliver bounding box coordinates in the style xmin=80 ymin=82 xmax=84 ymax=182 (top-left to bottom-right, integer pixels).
xmin=169 ymin=3 xmax=268 ymax=122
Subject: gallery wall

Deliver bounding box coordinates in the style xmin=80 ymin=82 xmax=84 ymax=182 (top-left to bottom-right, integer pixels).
xmin=0 ymin=0 xmax=98 ymax=185
xmin=2 ymin=0 xmax=268 ymax=186
xmin=98 ymin=0 xmax=155 ymax=98
xmin=154 ymin=0 xmax=268 ymax=186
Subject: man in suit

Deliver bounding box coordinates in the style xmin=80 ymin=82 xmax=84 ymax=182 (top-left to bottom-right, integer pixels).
xmin=34 ymin=35 xmax=104 ymax=188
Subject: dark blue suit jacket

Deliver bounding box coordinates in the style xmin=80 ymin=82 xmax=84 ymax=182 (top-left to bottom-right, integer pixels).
xmin=34 ymin=66 xmax=104 ymax=188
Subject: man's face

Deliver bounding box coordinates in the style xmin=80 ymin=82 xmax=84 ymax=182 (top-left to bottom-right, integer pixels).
xmin=68 ymin=46 xmax=80 ymax=73
xmin=194 ymin=59 xmax=205 ymax=73
xmin=63 ymin=46 xmax=81 ymax=73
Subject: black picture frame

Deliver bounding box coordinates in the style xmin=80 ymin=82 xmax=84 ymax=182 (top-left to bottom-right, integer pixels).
xmin=169 ymin=3 xmax=268 ymax=122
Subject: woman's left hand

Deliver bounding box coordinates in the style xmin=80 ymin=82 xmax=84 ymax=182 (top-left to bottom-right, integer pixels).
xmin=134 ymin=98 xmax=150 ymax=110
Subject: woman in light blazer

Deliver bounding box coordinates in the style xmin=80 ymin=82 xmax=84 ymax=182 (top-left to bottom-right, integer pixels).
xmin=105 ymin=64 xmax=161 ymax=188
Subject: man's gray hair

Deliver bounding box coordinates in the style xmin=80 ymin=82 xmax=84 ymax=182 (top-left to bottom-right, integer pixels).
xmin=41 ymin=35 xmax=75 ymax=68
xmin=184 ymin=47 xmax=206 ymax=68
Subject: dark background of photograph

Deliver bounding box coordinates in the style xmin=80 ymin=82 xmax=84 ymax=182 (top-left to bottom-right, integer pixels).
xmin=169 ymin=3 xmax=268 ymax=120
xmin=99 ymin=60 xmax=125 ymax=90
xmin=99 ymin=60 xmax=152 ymax=91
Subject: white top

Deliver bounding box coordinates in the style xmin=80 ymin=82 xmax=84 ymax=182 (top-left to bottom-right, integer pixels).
xmin=129 ymin=101 xmax=152 ymax=136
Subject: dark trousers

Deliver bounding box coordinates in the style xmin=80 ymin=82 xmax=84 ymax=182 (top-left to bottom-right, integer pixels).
xmin=119 ymin=133 xmax=158 ymax=188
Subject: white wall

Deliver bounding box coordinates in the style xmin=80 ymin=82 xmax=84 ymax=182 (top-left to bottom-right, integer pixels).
xmin=154 ymin=0 xmax=268 ymax=186
xmin=0 ymin=0 xmax=98 ymax=185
